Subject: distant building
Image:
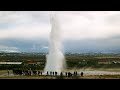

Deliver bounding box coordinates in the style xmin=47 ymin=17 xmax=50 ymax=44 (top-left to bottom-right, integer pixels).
xmin=0 ymin=62 xmax=22 ymax=65
xmin=25 ymin=60 xmax=45 ymax=65
xmin=98 ymin=62 xmax=112 ymax=65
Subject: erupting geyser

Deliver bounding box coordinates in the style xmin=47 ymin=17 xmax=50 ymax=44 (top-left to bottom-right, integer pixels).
xmin=44 ymin=12 xmax=66 ymax=75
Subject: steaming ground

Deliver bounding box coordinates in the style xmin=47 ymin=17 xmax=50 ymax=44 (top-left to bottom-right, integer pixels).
xmin=45 ymin=52 xmax=65 ymax=74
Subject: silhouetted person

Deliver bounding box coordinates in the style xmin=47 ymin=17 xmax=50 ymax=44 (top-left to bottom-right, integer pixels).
xmin=50 ymin=72 xmax=52 ymax=76
xmin=20 ymin=70 xmax=22 ymax=76
xmin=65 ymin=72 xmax=68 ymax=77
xmin=47 ymin=71 xmax=49 ymax=76
xmin=75 ymin=72 xmax=77 ymax=76
xmin=60 ymin=72 xmax=63 ymax=78
xmin=53 ymin=72 xmax=54 ymax=76
xmin=68 ymin=72 xmax=71 ymax=77
xmin=70 ymin=73 xmax=72 ymax=77
xmin=7 ymin=70 xmax=9 ymax=76
xmin=60 ymin=72 xmax=63 ymax=76
xmin=74 ymin=72 xmax=76 ymax=76
xmin=55 ymin=72 xmax=57 ymax=76
xmin=41 ymin=72 xmax=42 ymax=76
xmin=81 ymin=72 xmax=83 ymax=77
xmin=68 ymin=72 xmax=72 ymax=77
xmin=38 ymin=71 xmax=40 ymax=76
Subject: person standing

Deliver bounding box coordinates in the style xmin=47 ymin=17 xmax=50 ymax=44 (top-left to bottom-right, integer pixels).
xmin=7 ymin=70 xmax=9 ymax=76
xmin=81 ymin=72 xmax=83 ymax=77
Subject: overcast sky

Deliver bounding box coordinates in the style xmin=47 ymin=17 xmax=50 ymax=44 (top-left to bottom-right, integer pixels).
xmin=0 ymin=11 xmax=120 ymax=53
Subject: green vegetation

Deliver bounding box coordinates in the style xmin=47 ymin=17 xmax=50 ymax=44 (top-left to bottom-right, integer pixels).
xmin=0 ymin=52 xmax=120 ymax=70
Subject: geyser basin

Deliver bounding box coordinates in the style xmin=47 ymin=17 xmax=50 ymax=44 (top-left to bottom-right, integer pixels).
xmin=44 ymin=12 xmax=66 ymax=75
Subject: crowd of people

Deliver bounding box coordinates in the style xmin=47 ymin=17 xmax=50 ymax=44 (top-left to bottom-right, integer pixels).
xmin=12 ymin=69 xmax=84 ymax=77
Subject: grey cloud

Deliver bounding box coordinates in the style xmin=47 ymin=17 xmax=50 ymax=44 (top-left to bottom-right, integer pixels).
xmin=0 ymin=11 xmax=50 ymax=28
xmin=105 ymin=14 xmax=120 ymax=25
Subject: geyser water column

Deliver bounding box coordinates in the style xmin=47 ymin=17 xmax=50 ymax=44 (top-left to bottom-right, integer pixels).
xmin=44 ymin=12 xmax=66 ymax=75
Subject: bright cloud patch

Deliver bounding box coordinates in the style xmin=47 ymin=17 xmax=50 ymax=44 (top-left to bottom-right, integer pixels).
xmin=0 ymin=11 xmax=120 ymax=40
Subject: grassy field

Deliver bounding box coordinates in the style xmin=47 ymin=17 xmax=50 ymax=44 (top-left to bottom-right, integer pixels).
xmin=0 ymin=53 xmax=120 ymax=79
xmin=0 ymin=52 xmax=120 ymax=70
